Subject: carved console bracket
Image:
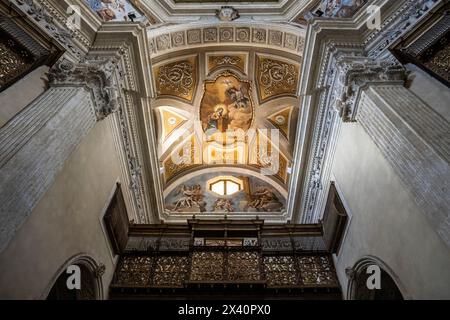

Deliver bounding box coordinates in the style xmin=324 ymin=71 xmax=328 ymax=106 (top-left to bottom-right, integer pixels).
xmin=48 ymin=58 xmax=121 ymax=120
xmin=335 ymin=58 xmax=408 ymax=122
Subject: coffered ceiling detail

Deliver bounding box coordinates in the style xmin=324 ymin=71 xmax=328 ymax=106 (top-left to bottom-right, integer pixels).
xmin=148 ymin=24 xmax=305 ymax=58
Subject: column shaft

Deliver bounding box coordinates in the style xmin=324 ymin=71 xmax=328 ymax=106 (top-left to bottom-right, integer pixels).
xmin=357 ymin=85 xmax=450 ymax=246
xmin=0 ymin=87 xmax=96 ymax=252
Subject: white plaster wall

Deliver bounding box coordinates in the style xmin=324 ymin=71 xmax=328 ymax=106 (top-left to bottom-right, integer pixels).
xmin=0 ymin=117 xmax=122 ymax=300
xmin=0 ymin=66 xmax=49 ymax=128
xmin=332 ymin=123 xmax=450 ymax=300
xmin=407 ymin=63 xmax=450 ymax=122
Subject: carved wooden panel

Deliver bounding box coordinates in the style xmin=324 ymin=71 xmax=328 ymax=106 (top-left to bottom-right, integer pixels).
xmin=153 ymin=256 xmax=189 ymax=286
xmin=263 ymin=255 xmax=297 ymax=286
xmin=112 ymin=252 xmax=339 ymax=289
xmin=0 ymin=32 xmax=32 ymax=89
xmin=190 ymin=251 xmax=225 ymax=281
xmin=298 ymin=255 xmax=337 ymax=286
xmin=113 ymin=255 xmax=153 ymax=287
xmin=228 ymin=251 xmax=261 ymax=281
xmin=0 ymin=10 xmax=61 ymax=92
xmin=392 ymin=6 xmax=450 ymax=87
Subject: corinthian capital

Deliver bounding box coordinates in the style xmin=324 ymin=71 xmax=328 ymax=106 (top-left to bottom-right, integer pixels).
xmin=48 ymin=58 xmax=121 ymax=120
xmin=334 ymin=56 xmax=409 ymax=122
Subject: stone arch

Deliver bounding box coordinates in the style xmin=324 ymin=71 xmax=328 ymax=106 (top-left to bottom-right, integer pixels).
xmin=44 ymin=254 xmax=104 ymax=300
xmin=346 ymin=256 xmax=408 ymax=300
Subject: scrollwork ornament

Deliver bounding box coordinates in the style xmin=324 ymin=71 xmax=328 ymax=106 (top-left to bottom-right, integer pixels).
xmin=48 ymin=57 xmax=121 ymax=120
xmin=258 ymin=58 xmax=298 ymax=99
xmin=157 ymin=61 xmax=195 ymax=100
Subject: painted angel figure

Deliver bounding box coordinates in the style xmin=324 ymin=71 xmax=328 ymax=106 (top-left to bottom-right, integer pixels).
xmin=249 ymin=187 xmax=277 ymax=209
xmin=227 ymin=86 xmax=249 ymax=109
xmin=213 ymin=198 xmax=234 ymax=213
xmin=174 ymin=185 xmax=196 ymax=210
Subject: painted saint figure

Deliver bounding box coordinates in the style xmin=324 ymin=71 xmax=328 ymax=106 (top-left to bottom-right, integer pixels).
xmin=205 ymin=107 xmax=225 ymax=131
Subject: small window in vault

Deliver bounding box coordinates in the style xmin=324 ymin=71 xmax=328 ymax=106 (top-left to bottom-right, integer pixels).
xmin=207 ymin=176 xmax=243 ymax=196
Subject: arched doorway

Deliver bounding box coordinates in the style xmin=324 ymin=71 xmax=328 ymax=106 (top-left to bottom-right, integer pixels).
xmin=347 ymin=257 xmax=404 ymax=300
xmin=46 ymin=255 xmax=103 ymax=300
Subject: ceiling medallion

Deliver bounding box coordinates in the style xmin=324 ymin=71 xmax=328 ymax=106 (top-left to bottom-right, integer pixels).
xmin=168 ymin=117 xmax=177 ymax=125
xmin=216 ymin=6 xmax=240 ymax=22
xmin=275 ymin=115 xmax=286 ymax=125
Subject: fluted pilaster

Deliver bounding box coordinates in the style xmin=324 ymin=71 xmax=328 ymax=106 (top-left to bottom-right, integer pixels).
xmin=0 ymin=87 xmax=96 ymax=253
xmin=357 ymin=84 xmax=450 ymax=246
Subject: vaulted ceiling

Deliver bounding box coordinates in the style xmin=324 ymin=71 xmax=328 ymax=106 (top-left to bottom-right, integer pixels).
xmin=82 ymin=0 xmax=369 ymax=222
xmin=148 ymin=24 xmax=305 ymax=220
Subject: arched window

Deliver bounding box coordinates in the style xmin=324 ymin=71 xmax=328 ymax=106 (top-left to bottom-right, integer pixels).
xmin=207 ymin=176 xmax=243 ymax=197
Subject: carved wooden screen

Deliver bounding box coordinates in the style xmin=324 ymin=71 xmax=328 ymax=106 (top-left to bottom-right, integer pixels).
xmin=322 ymin=182 xmax=348 ymax=254
xmin=104 ymin=183 xmax=129 ymax=255
xmin=0 ymin=7 xmax=61 ymax=92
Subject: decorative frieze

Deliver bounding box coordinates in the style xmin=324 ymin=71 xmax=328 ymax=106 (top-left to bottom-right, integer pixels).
xmin=149 ymin=25 xmax=305 ymax=57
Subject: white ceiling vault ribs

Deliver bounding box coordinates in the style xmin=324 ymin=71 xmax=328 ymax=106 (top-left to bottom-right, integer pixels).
xmin=140 ymin=0 xmax=313 ymax=23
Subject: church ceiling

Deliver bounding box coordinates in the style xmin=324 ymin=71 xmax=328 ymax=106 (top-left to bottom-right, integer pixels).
xmin=151 ymin=47 xmax=301 ymax=218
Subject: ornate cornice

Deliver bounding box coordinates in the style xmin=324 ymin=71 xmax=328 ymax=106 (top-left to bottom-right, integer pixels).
xmin=11 ymin=0 xmax=85 ymax=59
xmin=365 ymin=0 xmax=442 ymax=60
xmin=335 ymin=58 xmax=408 ymax=121
xmin=48 ymin=58 xmax=120 ymax=120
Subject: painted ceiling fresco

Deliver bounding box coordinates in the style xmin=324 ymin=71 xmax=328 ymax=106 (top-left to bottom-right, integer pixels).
xmin=85 ymin=0 xmax=143 ymax=22
xmin=200 ymin=74 xmax=253 ymax=134
xmin=319 ymin=0 xmax=367 ymax=18
xmin=152 ymin=50 xmax=301 ymax=215
xmin=165 ymin=172 xmax=286 ymax=214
